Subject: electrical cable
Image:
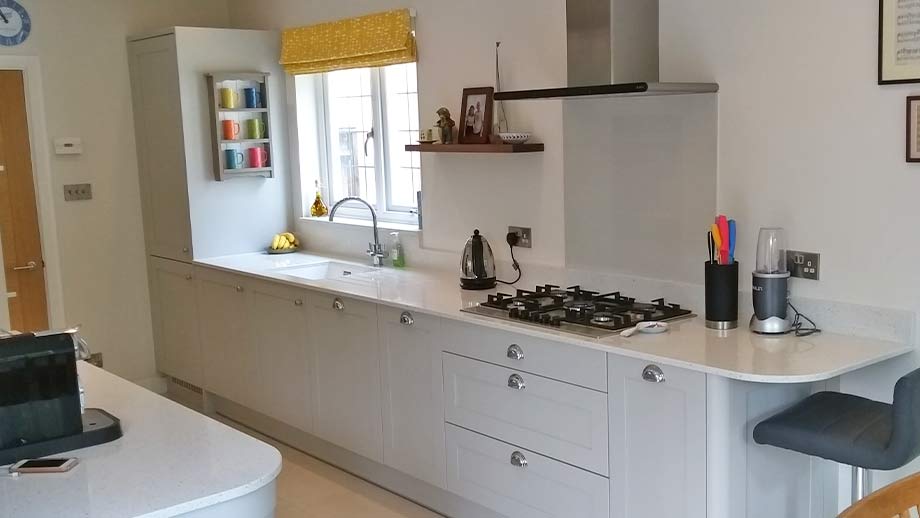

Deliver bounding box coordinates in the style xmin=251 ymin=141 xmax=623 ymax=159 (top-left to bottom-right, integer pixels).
xmin=788 ymin=301 xmax=821 ymax=337
xmin=497 ymin=232 xmax=522 ymax=286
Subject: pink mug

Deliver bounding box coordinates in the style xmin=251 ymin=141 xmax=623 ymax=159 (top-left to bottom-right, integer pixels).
xmin=248 ymin=146 xmax=268 ymax=168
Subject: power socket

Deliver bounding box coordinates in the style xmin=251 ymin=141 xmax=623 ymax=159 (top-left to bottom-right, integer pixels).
xmin=507 ymin=226 xmax=532 ymax=248
xmin=786 ymin=250 xmax=820 ymax=280
xmin=63 ymin=183 xmax=92 ymax=201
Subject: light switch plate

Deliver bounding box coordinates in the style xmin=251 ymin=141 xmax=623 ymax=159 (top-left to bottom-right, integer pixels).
xmin=786 ymin=250 xmax=820 ymax=280
xmin=63 ymin=183 xmax=92 ymax=201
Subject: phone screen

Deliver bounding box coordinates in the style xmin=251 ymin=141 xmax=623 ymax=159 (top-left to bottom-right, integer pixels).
xmin=18 ymin=459 xmax=70 ymax=469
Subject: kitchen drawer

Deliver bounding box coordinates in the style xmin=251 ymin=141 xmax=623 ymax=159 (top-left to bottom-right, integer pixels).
xmin=443 ymin=353 xmax=608 ymax=476
xmin=446 ymin=424 xmax=609 ymax=518
xmin=442 ymin=319 xmax=606 ymax=392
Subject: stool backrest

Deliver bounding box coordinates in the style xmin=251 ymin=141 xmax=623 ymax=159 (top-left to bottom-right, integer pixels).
xmin=838 ymin=471 xmax=920 ymax=517
xmin=889 ymin=367 xmax=920 ymax=469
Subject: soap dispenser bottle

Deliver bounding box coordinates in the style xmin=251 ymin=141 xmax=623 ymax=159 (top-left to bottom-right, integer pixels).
xmin=389 ymin=232 xmax=405 ymax=268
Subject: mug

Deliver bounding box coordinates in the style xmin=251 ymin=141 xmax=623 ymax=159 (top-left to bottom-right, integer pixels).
xmin=243 ymin=87 xmax=261 ymax=109
xmin=245 ymin=118 xmax=265 ymax=139
xmin=248 ymin=146 xmax=268 ymax=168
xmin=221 ymin=120 xmax=240 ymax=140
xmin=224 ymin=149 xmax=245 ymax=169
xmin=219 ymin=88 xmax=239 ymax=109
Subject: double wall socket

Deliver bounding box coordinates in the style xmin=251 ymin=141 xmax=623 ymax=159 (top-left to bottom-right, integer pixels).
xmin=786 ymin=250 xmax=820 ymax=280
xmin=508 ymin=226 xmax=532 ymax=248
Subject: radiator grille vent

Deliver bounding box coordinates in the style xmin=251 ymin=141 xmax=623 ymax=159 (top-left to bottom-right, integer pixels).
xmin=169 ymin=376 xmax=203 ymax=394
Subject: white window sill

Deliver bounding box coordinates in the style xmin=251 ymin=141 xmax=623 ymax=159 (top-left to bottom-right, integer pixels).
xmin=300 ymin=216 xmax=420 ymax=233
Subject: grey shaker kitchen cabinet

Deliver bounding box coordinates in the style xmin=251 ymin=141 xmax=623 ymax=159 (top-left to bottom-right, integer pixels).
xmin=148 ymin=256 xmax=201 ymax=386
xmin=309 ymin=292 xmax=384 ymax=463
xmin=608 ymin=354 xmax=707 ymax=518
xmin=379 ymin=306 xmax=447 ymax=488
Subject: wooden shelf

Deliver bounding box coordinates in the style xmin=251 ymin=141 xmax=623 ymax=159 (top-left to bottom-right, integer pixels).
xmin=405 ymin=143 xmax=544 ymax=153
xmin=219 ymin=138 xmax=270 ymax=144
xmin=218 ymin=108 xmax=268 ymax=113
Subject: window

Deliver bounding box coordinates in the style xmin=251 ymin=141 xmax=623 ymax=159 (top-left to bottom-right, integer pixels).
xmin=296 ymin=62 xmax=420 ymax=224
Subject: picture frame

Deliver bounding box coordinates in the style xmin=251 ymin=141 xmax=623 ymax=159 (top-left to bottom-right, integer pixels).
xmin=879 ymin=0 xmax=920 ymax=84
xmin=907 ymin=96 xmax=920 ymax=161
xmin=458 ymin=87 xmax=494 ymax=144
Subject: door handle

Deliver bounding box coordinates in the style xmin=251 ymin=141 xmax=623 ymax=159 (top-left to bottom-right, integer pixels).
xmin=13 ymin=261 xmax=36 ymax=271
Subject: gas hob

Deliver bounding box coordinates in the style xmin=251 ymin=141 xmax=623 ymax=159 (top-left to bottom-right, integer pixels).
xmin=462 ymin=284 xmax=694 ymax=338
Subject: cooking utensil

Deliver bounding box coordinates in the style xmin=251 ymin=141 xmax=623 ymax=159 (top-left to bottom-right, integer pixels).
xmin=620 ymin=321 xmax=669 ymax=337
xmin=708 ymin=231 xmax=715 ymax=264
xmin=728 ymin=219 xmax=737 ymax=264
xmin=717 ymin=215 xmax=730 ymax=265
xmin=711 ymin=224 xmax=722 ymax=263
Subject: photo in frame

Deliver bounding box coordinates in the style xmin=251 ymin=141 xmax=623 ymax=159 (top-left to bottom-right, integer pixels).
xmin=879 ymin=0 xmax=920 ymax=84
xmin=906 ymin=96 xmax=920 ymax=161
xmin=458 ymin=87 xmax=494 ymax=144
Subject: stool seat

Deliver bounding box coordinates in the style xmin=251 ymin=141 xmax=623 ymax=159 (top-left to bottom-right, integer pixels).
xmin=753 ymin=392 xmax=894 ymax=469
xmin=754 ymin=367 xmax=920 ymax=472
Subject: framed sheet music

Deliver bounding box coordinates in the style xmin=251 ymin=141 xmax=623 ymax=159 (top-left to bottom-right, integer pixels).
xmin=880 ymin=0 xmax=920 ymax=84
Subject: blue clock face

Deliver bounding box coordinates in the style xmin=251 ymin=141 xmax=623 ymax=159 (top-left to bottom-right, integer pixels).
xmin=0 ymin=1 xmax=30 ymax=47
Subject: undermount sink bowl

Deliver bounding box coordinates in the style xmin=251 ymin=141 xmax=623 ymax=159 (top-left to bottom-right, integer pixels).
xmin=273 ymin=261 xmax=377 ymax=281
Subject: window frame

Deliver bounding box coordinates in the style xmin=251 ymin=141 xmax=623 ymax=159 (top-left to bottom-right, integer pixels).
xmin=309 ymin=65 xmax=420 ymax=225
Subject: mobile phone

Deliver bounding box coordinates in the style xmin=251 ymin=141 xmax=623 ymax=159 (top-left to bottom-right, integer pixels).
xmin=9 ymin=458 xmax=78 ymax=474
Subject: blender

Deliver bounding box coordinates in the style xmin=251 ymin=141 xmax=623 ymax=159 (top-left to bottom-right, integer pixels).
xmin=750 ymin=227 xmax=792 ymax=334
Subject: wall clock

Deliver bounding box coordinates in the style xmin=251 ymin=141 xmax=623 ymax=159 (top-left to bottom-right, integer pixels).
xmin=0 ymin=1 xmax=30 ymax=47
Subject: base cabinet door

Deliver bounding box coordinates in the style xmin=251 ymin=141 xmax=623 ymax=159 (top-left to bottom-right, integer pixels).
xmin=379 ymin=307 xmax=446 ymax=488
xmin=608 ymin=355 xmax=707 ymax=518
xmin=446 ymin=424 xmax=609 ymax=518
xmin=249 ymin=280 xmax=312 ymax=432
xmin=310 ymin=292 xmax=383 ymax=462
xmin=197 ymin=268 xmax=258 ymax=408
xmin=148 ymin=256 xmax=201 ymax=386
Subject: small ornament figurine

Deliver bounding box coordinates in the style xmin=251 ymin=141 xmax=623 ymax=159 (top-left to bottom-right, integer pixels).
xmin=435 ymin=107 xmax=455 ymax=144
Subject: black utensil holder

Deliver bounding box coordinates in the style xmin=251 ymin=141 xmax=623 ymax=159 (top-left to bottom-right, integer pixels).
xmin=705 ymin=261 xmax=739 ymax=329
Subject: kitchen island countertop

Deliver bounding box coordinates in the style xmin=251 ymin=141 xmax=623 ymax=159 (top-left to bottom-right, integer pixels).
xmin=197 ymin=251 xmax=913 ymax=384
xmin=0 ymin=362 xmax=281 ymax=518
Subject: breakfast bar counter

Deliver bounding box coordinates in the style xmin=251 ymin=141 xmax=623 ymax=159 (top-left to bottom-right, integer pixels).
xmin=0 ymin=363 xmax=281 ymax=518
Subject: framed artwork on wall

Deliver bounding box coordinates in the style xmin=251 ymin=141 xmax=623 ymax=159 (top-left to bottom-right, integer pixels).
xmin=906 ymin=96 xmax=920 ymax=161
xmin=880 ymin=0 xmax=920 ymax=84
xmin=458 ymin=87 xmax=494 ymax=144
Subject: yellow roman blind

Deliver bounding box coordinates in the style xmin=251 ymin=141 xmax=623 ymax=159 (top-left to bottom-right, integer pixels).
xmin=280 ymin=9 xmax=416 ymax=75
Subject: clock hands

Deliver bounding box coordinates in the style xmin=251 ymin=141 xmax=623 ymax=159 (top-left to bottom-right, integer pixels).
xmin=0 ymin=9 xmax=9 ymax=24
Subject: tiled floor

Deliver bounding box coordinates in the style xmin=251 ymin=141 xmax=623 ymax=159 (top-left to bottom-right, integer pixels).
xmin=217 ymin=416 xmax=443 ymax=518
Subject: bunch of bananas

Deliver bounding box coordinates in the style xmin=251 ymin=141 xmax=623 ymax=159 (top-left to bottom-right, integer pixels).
xmin=270 ymin=232 xmax=299 ymax=251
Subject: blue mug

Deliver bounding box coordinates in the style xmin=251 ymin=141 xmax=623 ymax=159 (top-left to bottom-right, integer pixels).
xmin=224 ymin=149 xmax=245 ymax=169
xmin=243 ymin=88 xmax=261 ymax=109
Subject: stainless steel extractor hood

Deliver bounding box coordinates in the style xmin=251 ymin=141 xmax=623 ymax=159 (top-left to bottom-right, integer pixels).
xmin=494 ymin=0 xmax=718 ymax=101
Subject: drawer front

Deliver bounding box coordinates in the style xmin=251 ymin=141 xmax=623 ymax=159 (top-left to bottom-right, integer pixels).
xmin=443 ymin=353 xmax=608 ymax=476
xmin=442 ymin=319 xmax=606 ymax=392
xmin=446 ymin=424 xmax=609 ymax=518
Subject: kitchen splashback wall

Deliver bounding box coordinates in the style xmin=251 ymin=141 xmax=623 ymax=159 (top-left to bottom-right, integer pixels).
xmin=659 ymin=0 xmax=920 ymax=495
xmin=0 ymin=1 xmax=230 ymax=386
xmin=226 ymin=0 xmax=568 ymax=268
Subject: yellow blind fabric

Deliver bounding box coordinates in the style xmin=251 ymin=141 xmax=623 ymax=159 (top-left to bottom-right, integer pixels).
xmin=280 ymin=9 xmax=416 ymax=75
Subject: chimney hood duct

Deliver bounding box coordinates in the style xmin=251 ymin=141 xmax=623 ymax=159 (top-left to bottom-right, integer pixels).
xmin=494 ymin=0 xmax=718 ymax=101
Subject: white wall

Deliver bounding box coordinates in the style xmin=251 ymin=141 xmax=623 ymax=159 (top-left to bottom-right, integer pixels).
xmin=0 ymin=1 xmax=230 ymax=384
xmin=659 ymin=0 xmax=920 ymax=495
xmin=226 ymin=0 xmax=568 ymax=268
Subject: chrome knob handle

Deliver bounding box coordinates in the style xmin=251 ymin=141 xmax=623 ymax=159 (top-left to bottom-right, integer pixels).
xmin=507 ymin=373 xmax=525 ymax=390
xmin=12 ymin=261 xmax=36 ymax=272
xmin=642 ymin=364 xmax=665 ymax=383
xmin=182 ymin=247 xmax=190 ymax=254
xmin=399 ymin=311 xmax=414 ymax=326
xmin=510 ymin=451 xmax=528 ymax=468
xmin=185 ymin=274 xmax=193 ymax=281
xmin=294 ymin=299 xmax=303 ymax=306
xmin=332 ymin=298 xmax=345 ymax=311
xmin=235 ymin=285 xmax=244 ymax=293
xmin=506 ymin=344 xmax=524 ymax=360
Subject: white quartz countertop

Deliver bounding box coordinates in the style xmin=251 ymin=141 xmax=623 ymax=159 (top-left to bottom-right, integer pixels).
xmin=0 ymin=363 xmax=281 ymax=518
xmin=197 ymin=252 xmax=913 ymax=384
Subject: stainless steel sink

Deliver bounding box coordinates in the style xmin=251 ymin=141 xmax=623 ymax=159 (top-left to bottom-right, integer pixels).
xmin=272 ymin=261 xmax=376 ymax=281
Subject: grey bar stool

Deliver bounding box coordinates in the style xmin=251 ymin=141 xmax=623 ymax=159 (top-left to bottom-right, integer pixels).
xmin=753 ymin=367 xmax=920 ymax=502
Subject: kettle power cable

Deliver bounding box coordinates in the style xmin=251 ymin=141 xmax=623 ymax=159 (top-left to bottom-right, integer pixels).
xmin=497 ymin=232 xmax=522 ymax=286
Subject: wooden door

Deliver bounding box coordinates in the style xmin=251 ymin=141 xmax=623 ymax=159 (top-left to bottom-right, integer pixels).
xmin=0 ymin=70 xmax=47 ymax=332
xmin=379 ymin=307 xmax=447 ymax=488
xmin=608 ymin=355 xmax=707 ymax=518
xmin=309 ymin=292 xmax=383 ymax=462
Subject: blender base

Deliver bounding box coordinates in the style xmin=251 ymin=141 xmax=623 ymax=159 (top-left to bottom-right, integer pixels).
xmin=750 ymin=315 xmax=792 ymax=334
